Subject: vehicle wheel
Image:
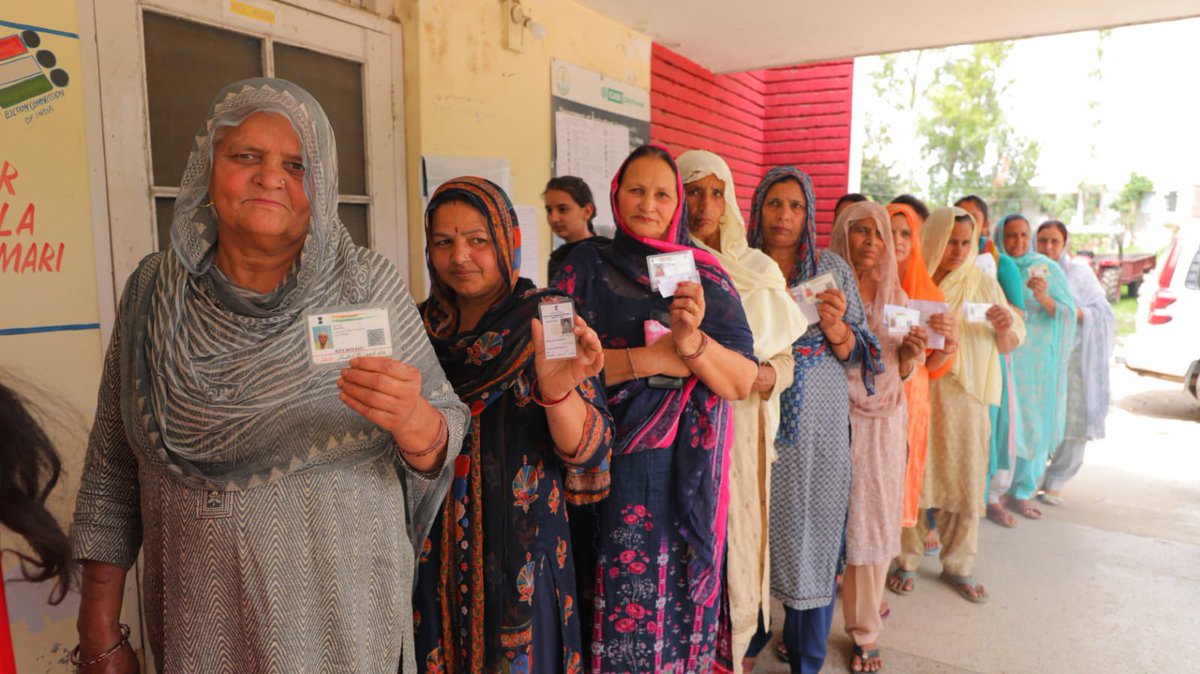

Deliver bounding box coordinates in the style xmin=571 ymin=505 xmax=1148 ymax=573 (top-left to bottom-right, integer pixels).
xmin=1126 ymin=279 xmax=1142 ymax=299
xmin=1100 ymin=267 xmax=1120 ymax=303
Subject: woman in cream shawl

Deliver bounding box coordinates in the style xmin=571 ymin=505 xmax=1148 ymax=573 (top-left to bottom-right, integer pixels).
xmin=890 ymin=207 xmax=1024 ymax=604
xmin=677 ymin=150 xmax=808 ymax=672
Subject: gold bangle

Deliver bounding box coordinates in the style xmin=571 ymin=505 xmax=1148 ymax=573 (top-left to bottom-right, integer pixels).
xmin=828 ymin=323 xmax=852 ymax=347
xmin=70 ymin=624 xmax=131 ymax=669
xmin=626 ymin=348 xmax=640 ymax=380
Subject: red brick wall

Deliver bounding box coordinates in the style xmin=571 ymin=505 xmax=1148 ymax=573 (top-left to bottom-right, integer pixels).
xmin=650 ymin=44 xmax=854 ymax=244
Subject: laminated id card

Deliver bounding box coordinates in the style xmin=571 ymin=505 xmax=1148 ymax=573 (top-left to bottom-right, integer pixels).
xmin=306 ymin=306 xmax=393 ymax=366
xmin=908 ymin=299 xmax=949 ymax=350
xmin=798 ymin=272 xmax=838 ymax=303
xmin=538 ymin=298 xmax=578 ymax=360
xmin=1028 ymin=263 xmax=1050 ymax=279
xmin=884 ymin=305 xmax=920 ymax=335
xmin=647 ymin=250 xmax=700 ymax=297
xmin=964 ymin=302 xmax=992 ymax=324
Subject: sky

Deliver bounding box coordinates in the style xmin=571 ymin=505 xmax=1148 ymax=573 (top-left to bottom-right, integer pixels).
xmin=857 ymin=16 xmax=1200 ymax=202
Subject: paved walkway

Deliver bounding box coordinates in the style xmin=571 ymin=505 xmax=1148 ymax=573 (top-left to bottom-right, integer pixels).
xmin=754 ymin=362 xmax=1200 ymax=673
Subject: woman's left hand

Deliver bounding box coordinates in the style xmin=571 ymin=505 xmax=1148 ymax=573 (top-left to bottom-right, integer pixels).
xmin=338 ymin=357 xmax=425 ymax=436
xmin=899 ymin=325 xmax=929 ymax=362
xmin=533 ymin=314 xmax=604 ymax=400
xmin=816 ymin=289 xmax=848 ymax=332
xmin=669 ymin=281 xmax=707 ymax=354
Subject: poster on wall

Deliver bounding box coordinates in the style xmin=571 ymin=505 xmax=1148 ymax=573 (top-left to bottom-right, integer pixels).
xmin=0 ymin=14 xmax=99 ymax=334
xmin=551 ymin=59 xmax=650 ymax=240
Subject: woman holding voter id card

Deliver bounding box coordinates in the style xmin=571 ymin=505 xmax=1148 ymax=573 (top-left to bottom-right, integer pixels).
xmin=554 ymin=145 xmax=757 ymax=673
xmin=886 ymin=203 xmax=957 ymax=533
xmin=71 ymin=79 xmax=469 ymax=673
xmin=677 ymin=149 xmax=809 ymax=674
xmin=830 ymin=201 xmax=929 ymax=673
xmin=743 ymin=166 xmax=882 ymax=674
xmin=415 ymin=176 xmax=614 ymax=674
xmin=891 ymin=207 xmax=1025 ymax=605
xmin=992 ymin=214 xmax=1077 ymax=520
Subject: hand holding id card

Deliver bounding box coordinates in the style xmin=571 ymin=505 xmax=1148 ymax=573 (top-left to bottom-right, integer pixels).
xmin=307 ymin=306 xmax=392 ymax=367
xmin=964 ymin=302 xmax=992 ymax=325
xmin=907 ymin=299 xmax=950 ymax=350
xmin=884 ymin=305 xmax=921 ymax=335
xmin=647 ymin=251 xmax=701 ymax=297
xmin=1028 ymin=263 xmax=1050 ymax=279
xmin=538 ymin=298 xmax=578 ymax=360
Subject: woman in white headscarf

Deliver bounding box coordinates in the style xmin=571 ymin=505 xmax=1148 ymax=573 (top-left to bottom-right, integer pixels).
xmin=677 ymin=150 xmax=808 ymax=673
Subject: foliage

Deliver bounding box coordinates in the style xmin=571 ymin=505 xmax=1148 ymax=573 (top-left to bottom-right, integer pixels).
xmin=916 ymin=42 xmax=1041 ymax=206
xmin=1110 ymin=172 xmax=1154 ymax=230
xmin=860 ymin=153 xmax=904 ymax=203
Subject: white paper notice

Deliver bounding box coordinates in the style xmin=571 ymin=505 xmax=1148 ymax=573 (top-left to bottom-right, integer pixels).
xmin=908 ymin=299 xmax=950 ymax=350
xmin=514 ymin=205 xmax=543 ymax=287
xmin=554 ymin=109 xmax=630 ymax=239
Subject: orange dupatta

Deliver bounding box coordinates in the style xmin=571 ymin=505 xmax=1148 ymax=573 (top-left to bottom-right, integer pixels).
xmin=888 ymin=203 xmax=955 ymax=526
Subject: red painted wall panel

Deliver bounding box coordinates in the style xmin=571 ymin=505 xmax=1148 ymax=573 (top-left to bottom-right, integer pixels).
xmin=650 ymin=44 xmax=854 ymax=240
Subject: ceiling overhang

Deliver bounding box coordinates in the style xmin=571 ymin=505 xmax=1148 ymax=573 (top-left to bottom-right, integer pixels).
xmin=576 ymin=0 xmax=1200 ymax=73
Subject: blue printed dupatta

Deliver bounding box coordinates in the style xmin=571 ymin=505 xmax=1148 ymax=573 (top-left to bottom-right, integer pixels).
xmin=747 ymin=167 xmax=883 ymax=444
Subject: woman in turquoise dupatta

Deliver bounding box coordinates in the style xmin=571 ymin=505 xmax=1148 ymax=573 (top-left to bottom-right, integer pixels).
xmin=994 ymin=213 xmax=1077 ymax=518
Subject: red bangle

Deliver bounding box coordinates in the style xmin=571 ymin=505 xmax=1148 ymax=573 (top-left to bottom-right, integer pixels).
xmin=677 ymin=332 xmax=709 ymax=361
xmin=533 ymin=383 xmax=572 ymax=408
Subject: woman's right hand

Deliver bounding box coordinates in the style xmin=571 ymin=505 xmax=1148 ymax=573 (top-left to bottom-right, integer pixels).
xmin=986 ymin=304 xmax=1014 ymax=334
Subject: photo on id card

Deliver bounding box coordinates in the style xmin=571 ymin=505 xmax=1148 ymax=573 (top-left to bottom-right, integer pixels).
xmin=646 ymin=250 xmax=699 ymax=297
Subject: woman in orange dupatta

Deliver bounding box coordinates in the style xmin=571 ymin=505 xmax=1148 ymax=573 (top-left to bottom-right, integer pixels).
xmin=887 ymin=204 xmax=958 ymax=529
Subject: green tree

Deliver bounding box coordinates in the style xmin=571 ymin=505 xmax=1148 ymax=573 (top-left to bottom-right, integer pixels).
xmin=1110 ymin=172 xmax=1154 ymax=232
xmin=860 ymin=153 xmax=903 ymax=203
xmin=917 ymin=42 xmax=1040 ymax=206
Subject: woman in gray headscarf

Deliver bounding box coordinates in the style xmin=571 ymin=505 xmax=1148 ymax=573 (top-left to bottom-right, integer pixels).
xmin=70 ymin=78 xmax=468 ymax=673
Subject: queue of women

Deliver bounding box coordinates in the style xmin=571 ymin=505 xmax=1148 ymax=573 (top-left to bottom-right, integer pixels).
xmin=56 ymin=78 xmax=1114 ymax=674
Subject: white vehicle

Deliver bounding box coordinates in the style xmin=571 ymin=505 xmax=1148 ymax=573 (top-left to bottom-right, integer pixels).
xmin=1124 ymin=231 xmax=1200 ymax=381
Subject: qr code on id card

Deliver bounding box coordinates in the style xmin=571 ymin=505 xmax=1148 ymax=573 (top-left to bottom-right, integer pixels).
xmin=367 ymin=328 xmax=386 ymax=347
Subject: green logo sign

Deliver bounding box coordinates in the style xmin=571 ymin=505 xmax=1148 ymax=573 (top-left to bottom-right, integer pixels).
xmin=602 ymin=87 xmax=624 ymax=105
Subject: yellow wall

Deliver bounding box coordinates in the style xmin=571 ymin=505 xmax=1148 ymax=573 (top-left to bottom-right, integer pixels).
xmin=398 ymin=0 xmax=651 ymax=288
xmin=0 ymin=2 xmax=106 ymax=671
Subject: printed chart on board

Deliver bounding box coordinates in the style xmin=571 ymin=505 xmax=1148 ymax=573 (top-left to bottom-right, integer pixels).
xmin=551 ymin=59 xmax=650 ymax=240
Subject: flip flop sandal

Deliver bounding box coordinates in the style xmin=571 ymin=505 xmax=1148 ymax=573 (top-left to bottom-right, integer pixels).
xmin=886 ymin=566 xmax=917 ymax=596
xmin=850 ymin=644 xmax=882 ymax=673
xmin=1007 ymin=499 xmax=1043 ymax=520
xmin=923 ymin=541 xmax=941 ymax=556
xmin=986 ymin=503 xmax=1017 ymax=528
xmin=940 ymin=571 xmax=989 ymax=604
xmin=1038 ymin=492 xmax=1064 ymax=506
xmin=776 ymin=642 xmax=789 ymax=662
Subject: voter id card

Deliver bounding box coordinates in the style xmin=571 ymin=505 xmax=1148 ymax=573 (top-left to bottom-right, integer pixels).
xmin=788 ymin=285 xmax=821 ymax=325
xmin=798 ymin=272 xmax=838 ymax=303
xmin=1029 ymin=263 xmax=1050 ymax=279
xmin=538 ymin=298 xmax=578 ymax=360
xmin=306 ymin=306 xmax=392 ymax=366
xmin=964 ymin=302 xmax=992 ymax=324
xmin=647 ymin=250 xmax=700 ymax=297
xmin=908 ymin=299 xmax=949 ymax=350
xmin=884 ymin=305 xmax=920 ymax=335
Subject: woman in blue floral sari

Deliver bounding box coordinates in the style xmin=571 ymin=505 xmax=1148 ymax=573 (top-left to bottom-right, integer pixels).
xmin=414 ymin=177 xmax=614 ymax=674
xmin=553 ymin=146 xmax=758 ymax=673
xmin=744 ymin=166 xmax=882 ymax=674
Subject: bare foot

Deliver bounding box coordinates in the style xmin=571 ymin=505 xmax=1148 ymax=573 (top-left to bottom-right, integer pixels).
xmin=922 ymin=528 xmax=940 ymax=553
xmin=1008 ymin=498 xmax=1043 ymax=520
xmin=987 ymin=502 xmax=1017 ymax=528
